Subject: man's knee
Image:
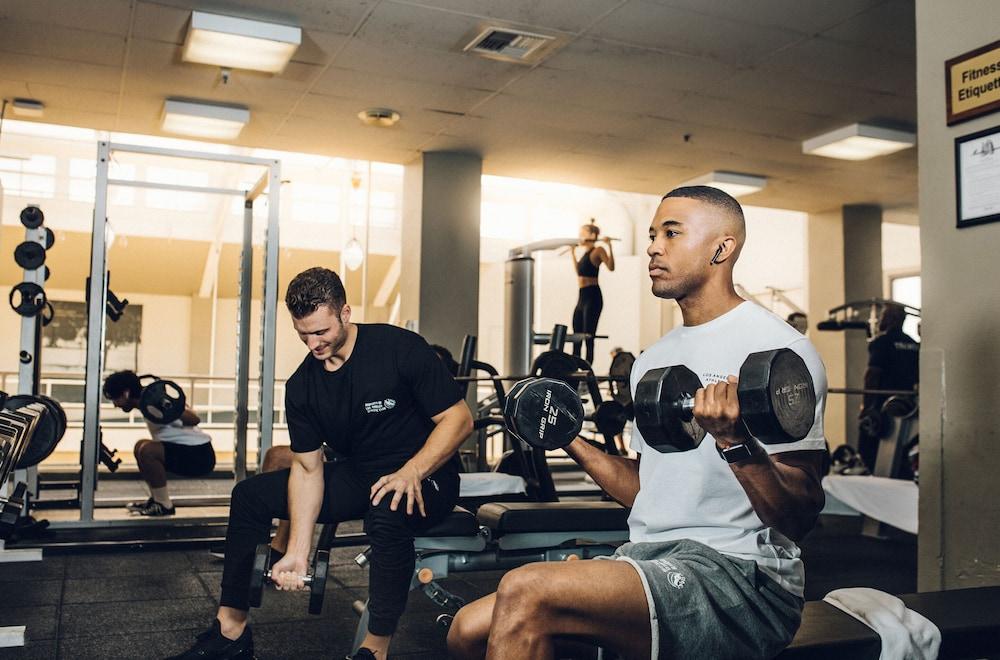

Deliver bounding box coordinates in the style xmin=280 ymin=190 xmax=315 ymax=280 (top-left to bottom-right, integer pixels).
xmin=448 ymin=607 xmax=489 ymax=659
xmin=363 ymin=499 xmax=414 ymax=545
xmin=134 ymin=440 xmax=159 ymax=462
xmin=261 ymin=445 xmax=292 ymax=473
xmin=495 ymin=565 xmax=550 ymax=617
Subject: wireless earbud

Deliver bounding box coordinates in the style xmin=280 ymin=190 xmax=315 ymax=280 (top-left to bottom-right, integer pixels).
xmin=710 ymin=246 xmax=723 ymax=265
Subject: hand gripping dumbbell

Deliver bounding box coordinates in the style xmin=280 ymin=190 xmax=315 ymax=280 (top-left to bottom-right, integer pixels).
xmin=248 ymin=544 xmax=330 ymax=615
xmin=633 ymin=348 xmax=816 ymax=453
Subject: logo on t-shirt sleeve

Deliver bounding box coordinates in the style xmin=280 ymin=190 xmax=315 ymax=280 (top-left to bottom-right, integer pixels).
xmin=364 ymin=398 xmax=396 ymax=414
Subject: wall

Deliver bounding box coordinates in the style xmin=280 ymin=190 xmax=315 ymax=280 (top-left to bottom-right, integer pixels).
xmin=915 ymin=0 xmax=1000 ymax=591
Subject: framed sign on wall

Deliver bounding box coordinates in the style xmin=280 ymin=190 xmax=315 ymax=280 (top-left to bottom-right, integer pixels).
xmin=946 ymin=39 xmax=1000 ymax=126
xmin=955 ymin=125 xmax=1000 ymax=228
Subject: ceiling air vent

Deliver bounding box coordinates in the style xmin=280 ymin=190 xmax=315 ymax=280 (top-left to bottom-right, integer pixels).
xmin=463 ymin=26 xmax=558 ymax=64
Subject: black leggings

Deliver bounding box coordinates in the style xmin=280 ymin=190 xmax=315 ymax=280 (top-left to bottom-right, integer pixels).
xmin=572 ymin=285 xmax=603 ymax=364
xmin=219 ymin=459 xmax=459 ymax=636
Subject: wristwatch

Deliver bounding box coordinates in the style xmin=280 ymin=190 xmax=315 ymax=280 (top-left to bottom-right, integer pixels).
xmin=717 ymin=438 xmax=760 ymax=464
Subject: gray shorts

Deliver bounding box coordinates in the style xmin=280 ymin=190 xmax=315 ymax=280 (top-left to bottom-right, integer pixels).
xmin=598 ymin=539 xmax=803 ymax=660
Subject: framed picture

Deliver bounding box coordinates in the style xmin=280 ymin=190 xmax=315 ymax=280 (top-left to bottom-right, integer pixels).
xmin=955 ymin=125 xmax=1000 ymax=228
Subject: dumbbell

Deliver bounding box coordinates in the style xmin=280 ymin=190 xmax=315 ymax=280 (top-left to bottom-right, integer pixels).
xmin=503 ymin=378 xmax=628 ymax=450
xmin=633 ymin=348 xmax=816 ymax=453
xmin=248 ymin=544 xmax=329 ymax=615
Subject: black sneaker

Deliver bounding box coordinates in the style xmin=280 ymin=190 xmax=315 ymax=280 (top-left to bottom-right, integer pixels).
xmin=133 ymin=500 xmax=176 ymax=516
xmin=346 ymin=649 xmax=377 ymax=660
xmin=165 ymin=620 xmax=254 ymax=659
xmin=126 ymin=497 xmax=153 ymax=512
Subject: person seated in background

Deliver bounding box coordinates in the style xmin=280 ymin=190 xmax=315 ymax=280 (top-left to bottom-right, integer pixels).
xmin=858 ymin=303 xmax=919 ymax=471
xmin=787 ymin=311 xmax=808 ymax=334
xmin=103 ymin=371 xmax=215 ymax=516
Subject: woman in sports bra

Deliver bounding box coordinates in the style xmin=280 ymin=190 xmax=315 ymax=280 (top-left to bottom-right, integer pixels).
xmin=568 ymin=220 xmax=614 ymax=364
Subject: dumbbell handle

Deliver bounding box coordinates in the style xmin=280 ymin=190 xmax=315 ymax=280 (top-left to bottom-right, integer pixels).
xmin=670 ymin=395 xmax=696 ymax=421
xmin=264 ymin=569 xmax=314 ymax=585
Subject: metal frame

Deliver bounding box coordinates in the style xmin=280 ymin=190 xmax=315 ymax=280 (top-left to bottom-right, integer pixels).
xmin=76 ymin=141 xmax=281 ymax=526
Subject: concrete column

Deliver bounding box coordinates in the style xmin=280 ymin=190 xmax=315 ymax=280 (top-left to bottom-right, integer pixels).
xmin=806 ymin=210 xmax=847 ymax=447
xmin=400 ymin=152 xmax=482 ymax=352
xmin=842 ymin=204 xmax=883 ymax=449
xmin=916 ymin=0 xmax=1000 ymax=591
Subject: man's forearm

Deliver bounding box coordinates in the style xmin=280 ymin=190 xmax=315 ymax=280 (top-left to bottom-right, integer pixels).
xmin=730 ymin=450 xmax=824 ymax=541
xmin=407 ymin=413 xmax=472 ymax=479
xmin=565 ymin=438 xmax=639 ymax=507
xmin=286 ymin=465 xmax=324 ymax=558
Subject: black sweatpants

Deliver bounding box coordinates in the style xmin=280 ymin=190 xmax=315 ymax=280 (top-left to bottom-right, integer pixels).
xmin=572 ymin=284 xmax=604 ymax=365
xmin=219 ymin=459 xmax=460 ymax=636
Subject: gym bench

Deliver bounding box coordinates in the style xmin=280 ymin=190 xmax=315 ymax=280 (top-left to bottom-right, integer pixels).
xmin=344 ymin=501 xmax=630 ymax=652
xmin=779 ymin=586 xmax=1000 ymax=659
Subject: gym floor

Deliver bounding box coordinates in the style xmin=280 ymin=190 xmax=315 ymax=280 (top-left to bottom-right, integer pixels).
xmin=0 ymin=515 xmax=915 ymax=660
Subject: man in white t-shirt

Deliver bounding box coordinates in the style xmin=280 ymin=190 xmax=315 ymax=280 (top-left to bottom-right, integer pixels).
xmin=448 ymin=186 xmax=827 ymax=660
xmin=103 ymin=370 xmax=215 ymax=516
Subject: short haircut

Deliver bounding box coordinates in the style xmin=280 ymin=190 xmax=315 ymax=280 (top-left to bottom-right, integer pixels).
xmin=429 ymin=344 xmax=459 ymax=376
xmin=285 ymin=267 xmax=347 ymax=319
xmin=103 ymin=370 xmax=141 ymax=399
xmin=787 ymin=312 xmax=807 ymax=321
xmin=662 ymin=185 xmax=745 ymax=224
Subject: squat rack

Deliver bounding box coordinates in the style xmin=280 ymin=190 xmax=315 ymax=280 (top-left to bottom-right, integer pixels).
xmin=71 ymin=141 xmax=282 ymax=526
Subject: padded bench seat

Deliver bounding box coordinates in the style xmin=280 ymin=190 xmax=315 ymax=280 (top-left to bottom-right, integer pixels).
xmin=778 ymin=586 xmax=1000 ymax=660
xmin=418 ymin=506 xmax=480 ymax=537
xmin=476 ymin=502 xmax=629 ymax=534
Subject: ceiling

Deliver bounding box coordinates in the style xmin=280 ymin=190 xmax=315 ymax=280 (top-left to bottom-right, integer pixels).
xmin=0 ymin=0 xmax=918 ymax=213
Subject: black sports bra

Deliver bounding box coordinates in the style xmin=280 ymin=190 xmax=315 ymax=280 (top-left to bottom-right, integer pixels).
xmin=576 ymin=249 xmax=600 ymax=277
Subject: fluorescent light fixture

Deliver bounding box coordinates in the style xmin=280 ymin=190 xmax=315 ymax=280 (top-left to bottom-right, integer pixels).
xmin=183 ymin=11 xmax=301 ymax=74
xmin=803 ymin=123 xmax=915 ymax=161
xmin=11 ymin=98 xmax=45 ymax=117
xmin=681 ymin=171 xmax=767 ymax=198
xmin=161 ymin=99 xmax=250 ymax=139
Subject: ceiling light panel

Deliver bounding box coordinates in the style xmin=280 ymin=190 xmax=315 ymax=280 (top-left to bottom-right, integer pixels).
xmin=681 ymin=171 xmax=767 ymax=198
xmin=183 ymin=11 xmax=301 ymax=74
xmin=802 ymin=123 xmax=915 ymax=161
xmin=161 ymin=99 xmax=250 ymax=139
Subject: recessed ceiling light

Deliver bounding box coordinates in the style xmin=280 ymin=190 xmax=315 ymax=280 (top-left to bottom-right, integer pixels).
xmin=161 ymin=99 xmax=250 ymax=139
xmin=803 ymin=123 xmax=915 ymax=161
xmin=183 ymin=11 xmax=301 ymax=74
xmin=680 ymin=171 xmax=768 ymax=198
xmin=358 ymin=108 xmax=401 ymax=127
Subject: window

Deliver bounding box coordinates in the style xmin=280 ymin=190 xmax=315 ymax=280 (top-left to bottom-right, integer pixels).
xmin=0 ymin=155 xmax=56 ymax=199
xmin=890 ymin=274 xmax=921 ymax=339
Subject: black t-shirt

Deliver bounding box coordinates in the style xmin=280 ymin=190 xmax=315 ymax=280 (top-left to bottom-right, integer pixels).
xmin=285 ymin=324 xmax=463 ymax=476
xmin=867 ymin=328 xmax=919 ymax=392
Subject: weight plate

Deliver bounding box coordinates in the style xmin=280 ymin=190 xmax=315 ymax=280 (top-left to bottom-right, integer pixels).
xmin=738 ymin=349 xmax=816 ymax=444
xmin=139 ymin=379 xmax=187 ymax=425
xmin=309 ymin=549 xmax=329 ymax=615
xmin=14 ymin=241 xmax=46 ymax=270
xmin=8 ymin=282 xmax=46 ymax=317
xmin=531 ymin=350 xmax=577 ymax=385
xmin=249 ymin=543 xmax=270 ymax=608
xmin=3 ymin=395 xmax=61 ymax=469
xmin=44 ymin=227 xmax=55 ymax=250
xmin=19 ymin=206 xmax=44 ymax=229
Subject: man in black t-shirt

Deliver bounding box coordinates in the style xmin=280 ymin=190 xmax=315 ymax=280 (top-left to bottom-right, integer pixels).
xmin=858 ymin=303 xmax=919 ymax=471
xmin=168 ymin=267 xmax=473 ymax=660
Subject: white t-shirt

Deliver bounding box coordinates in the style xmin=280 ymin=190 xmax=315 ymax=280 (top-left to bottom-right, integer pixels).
xmin=145 ymin=418 xmax=212 ymax=447
xmin=628 ymin=301 xmax=828 ymax=597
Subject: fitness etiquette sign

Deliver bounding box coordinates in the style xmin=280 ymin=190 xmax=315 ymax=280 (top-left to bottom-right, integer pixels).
xmin=946 ymin=39 xmax=1000 ymax=125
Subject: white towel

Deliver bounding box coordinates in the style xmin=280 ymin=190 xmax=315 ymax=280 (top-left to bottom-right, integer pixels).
xmin=823 ymin=587 xmax=941 ymax=660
